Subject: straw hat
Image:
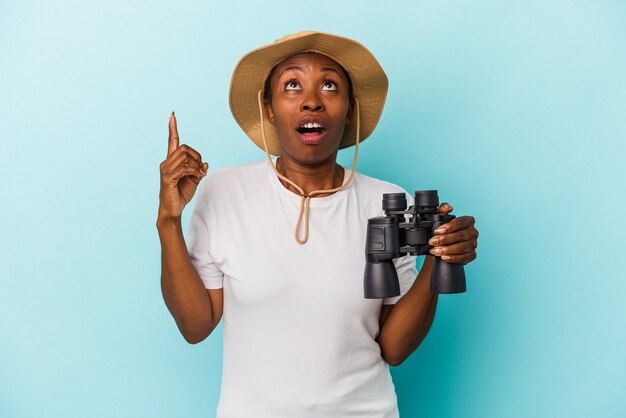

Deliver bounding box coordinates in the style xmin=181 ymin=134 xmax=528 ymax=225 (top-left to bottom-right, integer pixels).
xmin=229 ymin=31 xmax=388 ymax=156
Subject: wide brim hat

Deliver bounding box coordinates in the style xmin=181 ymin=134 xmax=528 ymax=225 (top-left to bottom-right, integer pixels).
xmin=229 ymin=31 xmax=388 ymax=156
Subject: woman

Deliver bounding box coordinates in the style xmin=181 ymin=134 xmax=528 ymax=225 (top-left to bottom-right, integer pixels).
xmin=157 ymin=31 xmax=479 ymax=417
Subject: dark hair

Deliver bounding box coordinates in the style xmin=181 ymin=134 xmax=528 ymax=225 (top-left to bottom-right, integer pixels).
xmin=262 ymin=61 xmax=355 ymax=109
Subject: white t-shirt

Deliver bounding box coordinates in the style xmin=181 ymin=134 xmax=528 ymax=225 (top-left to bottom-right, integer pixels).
xmin=186 ymin=157 xmax=418 ymax=418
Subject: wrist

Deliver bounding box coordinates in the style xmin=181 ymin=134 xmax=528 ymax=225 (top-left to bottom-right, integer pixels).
xmin=422 ymin=255 xmax=435 ymax=270
xmin=156 ymin=215 xmax=182 ymax=233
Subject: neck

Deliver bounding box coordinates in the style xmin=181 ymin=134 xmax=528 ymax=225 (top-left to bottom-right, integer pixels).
xmin=276 ymin=154 xmax=345 ymax=197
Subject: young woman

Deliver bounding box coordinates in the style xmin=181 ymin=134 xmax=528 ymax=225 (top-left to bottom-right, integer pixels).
xmin=157 ymin=31 xmax=479 ymax=418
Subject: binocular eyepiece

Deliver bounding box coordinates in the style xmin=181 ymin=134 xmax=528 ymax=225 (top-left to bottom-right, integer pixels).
xmin=364 ymin=190 xmax=467 ymax=298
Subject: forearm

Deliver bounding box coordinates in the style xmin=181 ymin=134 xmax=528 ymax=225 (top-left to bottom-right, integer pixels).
xmin=377 ymin=256 xmax=439 ymax=366
xmin=157 ymin=217 xmax=214 ymax=343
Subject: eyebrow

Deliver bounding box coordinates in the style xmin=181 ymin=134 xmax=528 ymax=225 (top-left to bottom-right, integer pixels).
xmin=280 ymin=66 xmax=342 ymax=76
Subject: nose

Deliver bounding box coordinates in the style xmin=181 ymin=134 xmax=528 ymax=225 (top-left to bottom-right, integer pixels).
xmin=301 ymin=90 xmax=324 ymax=112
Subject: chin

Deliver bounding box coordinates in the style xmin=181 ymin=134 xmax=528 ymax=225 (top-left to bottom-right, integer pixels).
xmin=280 ymin=144 xmax=339 ymax=166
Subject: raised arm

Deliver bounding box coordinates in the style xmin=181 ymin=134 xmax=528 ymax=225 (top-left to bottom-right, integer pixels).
xmin=157 ymin=112 xmax=222 ymax=344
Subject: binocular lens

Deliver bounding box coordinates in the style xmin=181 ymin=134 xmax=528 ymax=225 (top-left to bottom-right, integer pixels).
xmin=382 ymin=193 xmax=407 ymax=212
xmin=414 ymin=190 xmax=439 ymax=207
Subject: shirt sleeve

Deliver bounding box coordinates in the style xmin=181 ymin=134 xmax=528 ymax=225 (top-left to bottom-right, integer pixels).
xmin=382 ymin=187 xmax=419 ymax=305
xmin=185 ymin=179 xmax=224 ymax=289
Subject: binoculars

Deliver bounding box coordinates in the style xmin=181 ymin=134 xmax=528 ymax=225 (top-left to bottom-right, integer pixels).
xmin=364 ymin=190 xmax=467 ymax=298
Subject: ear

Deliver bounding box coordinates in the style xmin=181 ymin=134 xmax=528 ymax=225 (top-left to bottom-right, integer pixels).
xmin=264 ymin=101 xmax=276 ymax=125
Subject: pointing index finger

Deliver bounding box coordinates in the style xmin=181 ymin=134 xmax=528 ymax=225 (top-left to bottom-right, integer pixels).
xmin=168 ymin=111 xmax=179 ymax=157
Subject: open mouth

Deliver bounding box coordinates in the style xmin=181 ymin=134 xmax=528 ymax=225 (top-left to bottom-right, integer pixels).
xmin=296 ymin=122 xmax=328 ymax=144
xmin=296 ymin=122 xmax=327 ymax=136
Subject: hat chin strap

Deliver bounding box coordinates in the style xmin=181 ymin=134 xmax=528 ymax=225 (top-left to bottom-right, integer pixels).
xmin=256 ymin=89 xmax=361 ymax=244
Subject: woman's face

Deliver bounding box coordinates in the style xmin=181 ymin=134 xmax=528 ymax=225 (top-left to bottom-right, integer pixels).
xmin=265 ymin=52 xmax=353 ymax=165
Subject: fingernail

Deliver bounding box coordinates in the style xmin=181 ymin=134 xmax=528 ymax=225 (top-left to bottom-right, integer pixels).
xmin=431 ymin=248 xmax=443 ymax=255
xmin=442 ymin=255 xmax=451 ymax=261
xmin=435 ymin=227 xmax=447 ymax=234
xmin=429 ymin=238 xmax=439 ymax=245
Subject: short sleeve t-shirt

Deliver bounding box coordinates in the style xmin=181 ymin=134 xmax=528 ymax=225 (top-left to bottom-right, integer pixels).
xmin=186 ymin=157 xmax=418 ymax=418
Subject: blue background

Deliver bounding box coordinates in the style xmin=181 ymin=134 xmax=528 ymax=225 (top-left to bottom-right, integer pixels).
xmin=1 ymin=1 xmax=625 ymax=417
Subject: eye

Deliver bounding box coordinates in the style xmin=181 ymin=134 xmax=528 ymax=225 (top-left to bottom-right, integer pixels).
xmin=285 ymin=80 xmax=301 ymax=90
xmin=322 ymin=80 xmax=338 ymax=91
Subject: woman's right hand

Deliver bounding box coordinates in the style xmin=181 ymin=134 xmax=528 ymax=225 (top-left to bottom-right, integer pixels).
xmin=158 ymin=112 xmax=209 ymax=222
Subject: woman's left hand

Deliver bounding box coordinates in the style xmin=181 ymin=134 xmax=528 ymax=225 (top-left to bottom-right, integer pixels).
xmin=427 ymin=203 xmax=479 ymax=265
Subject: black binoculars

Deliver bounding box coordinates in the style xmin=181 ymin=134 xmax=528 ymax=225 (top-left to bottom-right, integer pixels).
xmin=364 ymin=190 xmax=467 ymax=298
